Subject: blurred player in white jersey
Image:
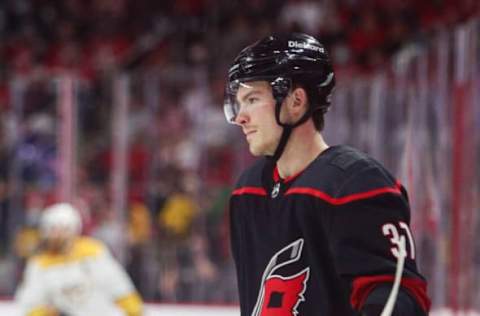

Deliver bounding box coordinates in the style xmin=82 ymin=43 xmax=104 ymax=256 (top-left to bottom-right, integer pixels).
xmin=15 ymin=203 xmax=143 ymax=316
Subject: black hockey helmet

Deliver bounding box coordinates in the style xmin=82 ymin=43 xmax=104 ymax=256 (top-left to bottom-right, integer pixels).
xmin=224 ymin=32 xmax=335 ymax=127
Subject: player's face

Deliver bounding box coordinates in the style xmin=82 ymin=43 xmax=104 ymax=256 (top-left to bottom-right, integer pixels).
xmin=234 ymin=81 xmax=282 ymax=156
xmin=43 ymin=227 xmax=75 ymax=253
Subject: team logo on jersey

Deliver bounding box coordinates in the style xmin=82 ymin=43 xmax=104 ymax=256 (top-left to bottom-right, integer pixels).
xmin=271 ymin=182 xmax=281 ymax=198
xmin=251 ymin=239 xmax=310 ymax=316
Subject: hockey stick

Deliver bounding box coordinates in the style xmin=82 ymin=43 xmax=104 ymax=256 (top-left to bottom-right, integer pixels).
xmin=380 ymin=236 xmax=407 ymax=316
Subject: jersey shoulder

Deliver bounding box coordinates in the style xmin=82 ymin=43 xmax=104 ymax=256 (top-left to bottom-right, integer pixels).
xmin=296 ymin=146 xmax=400 ymax=198
xmin=73 ymin=236 xmax=107 ymax=257
xmin=32 ymin=236 xmax=107 ymax=269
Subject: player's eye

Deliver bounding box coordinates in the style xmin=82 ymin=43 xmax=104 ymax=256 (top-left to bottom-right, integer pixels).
xmin=247 ymin=97 xmax=259 ymax=105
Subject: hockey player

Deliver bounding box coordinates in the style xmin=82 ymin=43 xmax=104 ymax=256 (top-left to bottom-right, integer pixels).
xmin=224 ymin=33 xmax=430 ymax=316
xmin=15 ymin=203 xmax=143 ymax=316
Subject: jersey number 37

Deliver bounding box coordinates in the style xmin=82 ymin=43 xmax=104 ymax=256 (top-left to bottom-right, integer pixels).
xmin=382 ymin=222 xmax=416 ymax=260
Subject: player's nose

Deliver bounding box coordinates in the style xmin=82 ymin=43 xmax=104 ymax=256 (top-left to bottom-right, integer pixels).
xmin=234 ymin=108 xmax=249 ymax=126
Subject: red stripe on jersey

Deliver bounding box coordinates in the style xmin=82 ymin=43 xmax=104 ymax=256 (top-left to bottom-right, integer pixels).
xmin=285 ymin=183 xmax=402 ymax=205
xmin=350 ymin=275 xmax=431 ymax=313
xmin=232 ymin=187 xmax=267 ymax=196
xmin=273 ymin=166 xmax=280 ymax=182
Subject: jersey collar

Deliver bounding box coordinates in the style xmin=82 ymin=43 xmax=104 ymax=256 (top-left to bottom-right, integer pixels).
xmin=273 ymin=165 xmax=304 ymax=183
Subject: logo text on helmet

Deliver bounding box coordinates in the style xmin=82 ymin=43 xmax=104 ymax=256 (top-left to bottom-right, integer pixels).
xmin=288 ymin=41 xmax=325 ymax=53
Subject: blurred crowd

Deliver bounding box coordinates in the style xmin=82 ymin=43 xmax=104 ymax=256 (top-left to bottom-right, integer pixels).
xmin=0 ymin=0 xmax=478 ymax=303
xmin=0 ymin=0 xmax=478 ymax=81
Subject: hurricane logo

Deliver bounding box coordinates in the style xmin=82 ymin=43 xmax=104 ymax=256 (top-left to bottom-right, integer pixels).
xmin=252 ymin=239 xmax=310 ymax=316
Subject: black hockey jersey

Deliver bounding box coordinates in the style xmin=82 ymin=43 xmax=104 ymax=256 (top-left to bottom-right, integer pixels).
xmin=229 ymin=145 xmax=430 ymax=316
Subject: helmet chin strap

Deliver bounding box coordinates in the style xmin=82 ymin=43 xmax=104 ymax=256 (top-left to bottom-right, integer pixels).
xmin=268 ymin=99 xmax=312 ymax=162
xmin=271 ymin=125 xmax=293 ymax=162
xmin=263 ymin=99 xmax=311 ymax=192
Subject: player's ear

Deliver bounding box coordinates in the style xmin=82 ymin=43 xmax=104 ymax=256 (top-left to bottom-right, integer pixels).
xmin=289 ymin=87 xmax=308 ymax=116
xmin=280 ymin=86 xmax=308 ymax=124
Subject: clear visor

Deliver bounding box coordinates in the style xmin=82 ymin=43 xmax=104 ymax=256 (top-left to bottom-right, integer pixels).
xmin=223 ymin=77 xmax=291 ymax=124
xmin=224 ymin=79 xmax=247 ymax=124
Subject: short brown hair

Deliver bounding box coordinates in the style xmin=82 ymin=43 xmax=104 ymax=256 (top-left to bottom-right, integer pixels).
xmin=293 ymin=83 xmax=327 ymax=132
xmin=312 ymin=108 xmax=326 ymax=131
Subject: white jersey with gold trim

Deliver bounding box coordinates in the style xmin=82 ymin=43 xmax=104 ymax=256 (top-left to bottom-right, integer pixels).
xmin=15 ymin=237 xmax=142 ymax=316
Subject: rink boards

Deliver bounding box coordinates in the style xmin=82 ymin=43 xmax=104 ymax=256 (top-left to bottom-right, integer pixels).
xmin=0 ymin=301 xmax=478 ymax=315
